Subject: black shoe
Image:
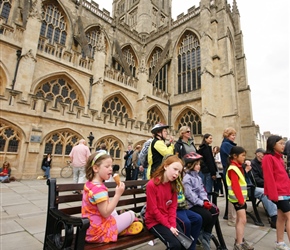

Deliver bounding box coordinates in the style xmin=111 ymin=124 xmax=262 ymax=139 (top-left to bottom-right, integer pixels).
xmin=223 ymin=215 xmax=228 ymax=220
xmin=270 ymin=215 xmax=277 ymax=229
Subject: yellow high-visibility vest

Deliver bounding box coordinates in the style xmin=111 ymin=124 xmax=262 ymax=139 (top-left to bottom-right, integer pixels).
xmin=226 ymin=165 xmax=247 ymax=203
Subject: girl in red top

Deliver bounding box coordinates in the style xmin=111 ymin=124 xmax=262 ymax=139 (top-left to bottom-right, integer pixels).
xmin=263 ymin=135 xmax=290 ymax=250
xmin=0 ymin=161 xmax=11 ymax=183
xmin=145 ymin=154 xmax=184 ymax=249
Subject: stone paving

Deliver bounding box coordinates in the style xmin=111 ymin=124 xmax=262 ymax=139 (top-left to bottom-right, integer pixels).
xmin=0 ymin=178 xmax=288 ymax=250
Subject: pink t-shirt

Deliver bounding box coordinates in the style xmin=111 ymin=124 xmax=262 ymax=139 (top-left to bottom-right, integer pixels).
xmin=69 ymin=143 xmax=91 ymax=167
xmin=82 ymin=181 xmax=118 ymax=243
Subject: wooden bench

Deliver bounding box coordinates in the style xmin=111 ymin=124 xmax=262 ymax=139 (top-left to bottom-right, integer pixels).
xmin=43 ymin=179 xmax=155 ymax=250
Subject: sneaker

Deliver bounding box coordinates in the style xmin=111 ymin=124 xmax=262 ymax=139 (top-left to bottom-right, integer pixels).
xmin=242 ymin=239 xmax=254 ymax=250
xmin=275 ymin=242 xmax=290 ymax=250
xmin=227 ymin=220 xmax=236 ymax=227
xmin=119 ymin=221 xmax=143 ymax=236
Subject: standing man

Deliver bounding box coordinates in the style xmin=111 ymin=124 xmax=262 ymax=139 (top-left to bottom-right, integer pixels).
xmin=124 ymin=145 xmax=134 ymax=181
xmin=248 ymin=148 xmax=278 ymax=228
xmin=132 ymin=145 xmax=142 ymax=180
xmin=69 ymin=139 xmax=91 ymax=193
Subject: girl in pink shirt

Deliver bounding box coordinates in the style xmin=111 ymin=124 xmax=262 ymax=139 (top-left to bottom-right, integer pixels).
xmin=82 ymin=152 xmax=143 ymax=243
xmin=145 ymin=154 xmax=184 ymax=249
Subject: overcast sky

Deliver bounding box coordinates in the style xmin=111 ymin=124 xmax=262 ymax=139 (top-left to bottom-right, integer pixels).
xmin=98 ymin=0 xmax=290 ymax=138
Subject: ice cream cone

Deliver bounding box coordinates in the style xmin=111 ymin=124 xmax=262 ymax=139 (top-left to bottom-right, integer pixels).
xmin=113 ymin=173 xmax=120 ymax=186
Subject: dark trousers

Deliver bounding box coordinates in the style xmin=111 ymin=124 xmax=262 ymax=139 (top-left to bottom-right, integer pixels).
xmin=177 ymin=209 xmax=202 ymax=250
xmin=149 ymin=224 xmax=185 ymax=250
xmin=214 ymin=177 xmax=224 ymax=195
xmin=189 ymin=206 xmax=218 ymax=234
xmin=125 ymin=166 xmax=132 ymax=181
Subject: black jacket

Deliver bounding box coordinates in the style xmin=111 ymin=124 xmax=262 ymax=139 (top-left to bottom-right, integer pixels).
xmin=174 ymin=138 xmax=197 ymax=159
xmin=250 ymin=157 xmax=264 ymax=188
xmin=197 ymin=144 xmax=217 ymax=176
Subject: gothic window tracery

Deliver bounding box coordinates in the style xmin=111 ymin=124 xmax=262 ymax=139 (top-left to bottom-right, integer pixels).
xmin=95 ymin=138 xmax=121 ymax=159
xmin=149 ymin=48 xmax=168 ymax=92
xmin=84 ymin=27 xmax=101 ymax=58
xmin=177 ymin=33 xmax=201 ymax=94
xmin=177 ymin=109 xmax=202 ymax=135
xmin=39 ymin=4 xmax=67 ymax=45
xmin=102 ymin=96 xmax=129 ymax=120
xmin=44 ymin=131 xmax=80 ymax=155
xmin=35 ymin=78 xmax=82 ymax=111
xmin=147 ymin=107 xmax=165 ymax=127
xmin=0 ymin=122 xmax=20 ymax=153
xmin=114 ymin=47 xmax=137 ymax=77
xmin=0 ymin=0 xmax=11 ymax=22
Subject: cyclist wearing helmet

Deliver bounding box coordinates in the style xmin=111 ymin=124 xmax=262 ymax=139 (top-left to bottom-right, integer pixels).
xmin=147 ymin=123 xmax=174 ymax=179
xmin=183 ymin=152 xmax=219 ymax=250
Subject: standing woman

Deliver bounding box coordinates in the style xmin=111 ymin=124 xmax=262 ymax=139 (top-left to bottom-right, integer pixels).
xmin=213 ymin=146 xmax=224 ymax=197
xmin=175 ymin=126 xmax=197 ymax=159
xmin=220 ymin=127 xmax=237 ymax=224
xmin=197 ymin=133 xmax=217 ymax=195
xmin=263 ymin=135 xmax=290 ymax=250
xmin=42 ymin=153 xmax=52 ymax=179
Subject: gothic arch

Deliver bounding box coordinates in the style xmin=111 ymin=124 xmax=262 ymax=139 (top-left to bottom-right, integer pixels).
xmin=173 ymin=28 xmax=201 ymax=54
xmin=42 ymin=0 xmax=74 ymax=43
xmin=121 ymin=44 xmax=139 ymax=67
xmin=146 ymin=104 xmax=167 ymax=127
xmin=0 ymin=118 xmax=24 ymax=153
xmin=31 ymin=72 xmax=86 ymax=108
xmin=94 ymin=135 xmax=123 ymax=159
xmin=42 ymin=128 xmax=83 ymax=156
xmin=146 ymin=45 xmax=164 ymax=64
xmin=174 ymin=107 xmax=202 ymax=135
xmin=102 ymin=91 xmax=134 ymax=118
xmin=0 ymin=64 xmax=9 ymax=95
xmin=85 ymin=24 xmax=111 ymax=53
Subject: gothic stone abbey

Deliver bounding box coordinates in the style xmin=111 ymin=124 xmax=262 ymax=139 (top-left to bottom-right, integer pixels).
xmin=0 ymin=0 xmax=258 ymax=179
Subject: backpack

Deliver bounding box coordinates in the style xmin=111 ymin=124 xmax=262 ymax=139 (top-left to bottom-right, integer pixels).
xmin=138 ymin=138 xmax=153 ymax=168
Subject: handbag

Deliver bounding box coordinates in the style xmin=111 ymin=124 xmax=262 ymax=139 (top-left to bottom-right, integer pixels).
xmin=175 ymin=230 xmax=193 ymax=249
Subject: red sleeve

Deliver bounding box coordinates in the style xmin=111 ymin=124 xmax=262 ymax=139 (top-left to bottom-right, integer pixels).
xmin=262 ymin=156 xmax=279 ymax=201
xmin=228 ymin=169 xmax=244 ymax=205
xmin=146 ymin=181 xmax=171 ymax=228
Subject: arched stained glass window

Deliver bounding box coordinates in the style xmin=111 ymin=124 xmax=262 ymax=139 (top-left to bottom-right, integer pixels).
xmin=177 ymin=109 xmax=202 ymax=135
xmin=40 ymin=4 xmax=67 ymax=45
xmin=149 ymin=48 xmax=168 ymax=92
xmin=0 ymin=0 xmax=11 ymax=22
xmin=0 ymin=122 xmax=21 ymax=153
xmin=44 ymin=131 xmax=80 ymax=155
xmin=35 ymin=78 xmax=81 ymax=111
xmin=102 ymin=96 xmax=129 ymax=119
xmin=177 ymin=33 xmax=201 ymax=94
xmin=147 ymin=107 xmax=165 ymax=127
xmin=95 ymin=138 xmax=122 ymax=159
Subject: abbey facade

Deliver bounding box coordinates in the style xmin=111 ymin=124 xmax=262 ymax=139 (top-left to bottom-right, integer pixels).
xmin=0 ymin=0 xmax=258 ymax=179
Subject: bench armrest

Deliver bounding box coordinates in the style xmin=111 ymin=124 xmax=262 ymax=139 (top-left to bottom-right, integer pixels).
xmin=44 ymin=208 xmax=90 ymax=250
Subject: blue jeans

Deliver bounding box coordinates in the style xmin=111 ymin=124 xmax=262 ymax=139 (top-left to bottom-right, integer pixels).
xmin=176 ymin=209 xmax=202 ymax=250
xmin=132 ymin=167 xmax=139 ymax=180
xmin=142 ymin=168 xmax=148 ymax=180
xmin=0 ymin=175 xmax=9 ymax=182
xmin=198 ymin=172 xmax=213 ymax=196
xmin=254 ymin=187 xmax=277 ymax=217
xmin=41 ymin=166 xmax=50 ymax=178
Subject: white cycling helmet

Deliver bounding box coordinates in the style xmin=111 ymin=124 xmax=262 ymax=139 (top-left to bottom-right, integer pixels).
xmin=151 ymin=123 xmax=170 ymax=134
